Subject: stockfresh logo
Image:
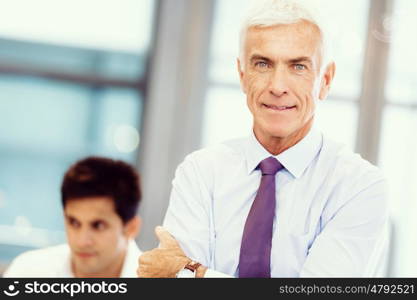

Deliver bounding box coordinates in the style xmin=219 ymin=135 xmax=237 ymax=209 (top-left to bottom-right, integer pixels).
xmin=3 ymin=281 xmax=20 ymax=297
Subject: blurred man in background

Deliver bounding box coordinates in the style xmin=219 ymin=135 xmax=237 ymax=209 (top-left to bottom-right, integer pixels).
xmin=4 ymin=156 xmax=142 ymax=277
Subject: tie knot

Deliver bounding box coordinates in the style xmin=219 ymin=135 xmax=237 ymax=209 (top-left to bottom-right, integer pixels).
xmin=258 ymin=156 xmax=282 ymax=175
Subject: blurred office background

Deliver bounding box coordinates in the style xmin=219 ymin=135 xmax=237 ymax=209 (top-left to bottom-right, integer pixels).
xmin=0 ymin=0 xmax=415 ymax=276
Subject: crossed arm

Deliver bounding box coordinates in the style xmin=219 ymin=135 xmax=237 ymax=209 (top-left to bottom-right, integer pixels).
xmin=137 ymin=158 xmax=389 ymax=278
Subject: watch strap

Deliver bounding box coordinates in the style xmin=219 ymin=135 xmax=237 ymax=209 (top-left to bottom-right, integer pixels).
xmin=184 ymin=261 xmax=202 ymax=273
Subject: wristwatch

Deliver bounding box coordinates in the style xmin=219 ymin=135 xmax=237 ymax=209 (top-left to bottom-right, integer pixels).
xmin=176 ymin=261 xmax=202 ymax=278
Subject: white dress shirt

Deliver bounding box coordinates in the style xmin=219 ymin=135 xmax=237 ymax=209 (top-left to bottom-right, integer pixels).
xmin=163 ymin=128 xmax=389 ymax=277
xmin=3 ymin=239 xmax=141 ymax=277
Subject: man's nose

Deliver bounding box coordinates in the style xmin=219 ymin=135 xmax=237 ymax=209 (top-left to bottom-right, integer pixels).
xmin=268 ymin=68 xmax=289 ymax=97
xmin=77 ymin=228 xmax=94 ymax=248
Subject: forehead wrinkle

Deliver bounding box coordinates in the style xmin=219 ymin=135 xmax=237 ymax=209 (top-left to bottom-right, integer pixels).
xmin=244 ymin=21 xmax=323 ymax=68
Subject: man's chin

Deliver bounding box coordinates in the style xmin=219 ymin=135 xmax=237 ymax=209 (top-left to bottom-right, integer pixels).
xmin=262 ymin=119 xmax=311 ymax=139
xmin=254 ymin=118 xmax=297 ymax=137
xmin=264 ymin=127 xmax=294 ymax=140
xmin=74 ymin=266 xmax=103 ymax=277
xmin=73 ymin=259 xmax=101 ymax=274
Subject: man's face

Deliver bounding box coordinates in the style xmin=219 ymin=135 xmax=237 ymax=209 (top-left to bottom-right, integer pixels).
xmin=239 ymin=21 xmax=332 ymax=142
xmin=64 ymin=196 xmax=130 ymax=277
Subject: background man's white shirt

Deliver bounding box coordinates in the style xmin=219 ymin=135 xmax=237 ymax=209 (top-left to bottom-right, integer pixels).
xmin=163 ymin=128 xmax=389 ymax=277
xmin=3 ymin=239 xmax=141 ymax=277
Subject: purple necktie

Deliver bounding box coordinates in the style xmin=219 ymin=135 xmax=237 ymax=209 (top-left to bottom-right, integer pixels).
xmin=238 ymin=156 xmax=283 ymax=278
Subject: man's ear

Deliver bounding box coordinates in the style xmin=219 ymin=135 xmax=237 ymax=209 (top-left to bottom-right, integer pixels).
xmin=319 ymin=61 xmax=336 ymax=100
xmin=237 ymin=58 xmax=247 ymax=94
xmin=124 ymin=216 xmax=141 ymax=239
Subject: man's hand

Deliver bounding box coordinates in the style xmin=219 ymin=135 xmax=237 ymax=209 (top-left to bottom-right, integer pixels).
xmin=137 ymin=226 xmax=191 ymax=278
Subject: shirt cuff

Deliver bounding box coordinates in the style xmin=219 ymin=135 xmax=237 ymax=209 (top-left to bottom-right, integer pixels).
xmin=204 ymin=268 xmax=235 ymax=278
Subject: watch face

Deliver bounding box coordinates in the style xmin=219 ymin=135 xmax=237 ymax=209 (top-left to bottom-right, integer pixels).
xmin=176 ymin=268 xmax=195 ymax=278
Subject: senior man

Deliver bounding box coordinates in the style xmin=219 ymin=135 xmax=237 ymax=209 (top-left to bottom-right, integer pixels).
xmin=138 ymin=0 xmax=388 ymax=278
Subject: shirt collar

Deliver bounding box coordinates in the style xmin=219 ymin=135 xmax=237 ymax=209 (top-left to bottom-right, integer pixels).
xmin=245 ymin=126 xmax=323 ymax=178
xmin=120 ymin=239 xmax=142 ymax=277
xmin=62 ymin=245 xmax=74 ymax=277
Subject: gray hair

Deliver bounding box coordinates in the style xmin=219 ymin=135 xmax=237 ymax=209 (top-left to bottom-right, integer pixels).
xmin=239 ymin=0 xmax=333 ymax=71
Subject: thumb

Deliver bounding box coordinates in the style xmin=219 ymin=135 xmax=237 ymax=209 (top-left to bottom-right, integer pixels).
xmin=155 ymin=226 xmax=179 ymax=249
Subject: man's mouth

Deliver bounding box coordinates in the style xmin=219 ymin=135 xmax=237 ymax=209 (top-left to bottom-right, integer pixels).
xmin=76 ymin=252 xmax=97 ymax=258
xmin=262 ymin=104 xmax=296 ymax=111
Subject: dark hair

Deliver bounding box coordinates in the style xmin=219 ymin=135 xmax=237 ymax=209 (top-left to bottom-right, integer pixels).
xmin=61 ymin=156 xmax=141 ymax=223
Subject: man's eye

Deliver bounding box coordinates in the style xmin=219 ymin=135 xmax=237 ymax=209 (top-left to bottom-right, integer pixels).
xmin=68 ymin=219 xmax=80 ymax=228
xmin=255 ymin=61 xmax=269 ymax=68
xmin=92 ymin=221 xmax=106 ymax=231
xmin=294 ymin=64 xmax=306 ymax=71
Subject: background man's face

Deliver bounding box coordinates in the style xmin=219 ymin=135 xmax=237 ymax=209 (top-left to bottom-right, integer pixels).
xmin=64 ymin=196 xmax=129 ymax=276
xmin=239 ymin=21 xmax=326 ymax=141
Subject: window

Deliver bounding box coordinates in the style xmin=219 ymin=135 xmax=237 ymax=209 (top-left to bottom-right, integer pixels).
xmin=0 ymin=0 xmax=155 ymax=265
xmin=379 ymin=0 xmax=417 ymax=276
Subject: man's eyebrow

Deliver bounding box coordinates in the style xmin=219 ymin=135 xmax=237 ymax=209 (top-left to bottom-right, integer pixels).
xmin=249 ymin=54 xmax=273 ymax=63
xmin=287 ymin=57 xmax=313 ymax=64
xmin=249 ymin=55 xmax=313 ymax=65
xmin=90 ymin=219 xmax=107 ymax=225
xmin=65 ymin=214 xmax=78 ymax=222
